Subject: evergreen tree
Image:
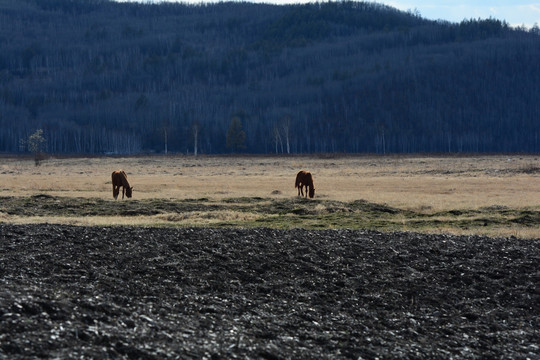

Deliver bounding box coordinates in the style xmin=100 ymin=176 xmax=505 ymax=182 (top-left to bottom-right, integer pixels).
xmin=226 ymin=116 xmax=246 ymax=152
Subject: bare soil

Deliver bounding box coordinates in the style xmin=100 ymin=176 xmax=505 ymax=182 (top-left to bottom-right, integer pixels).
xmin=1 ymin=224 xmax=538 ymax=359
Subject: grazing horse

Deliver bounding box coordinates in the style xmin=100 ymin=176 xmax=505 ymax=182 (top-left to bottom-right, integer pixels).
xmin=295 ymin=170 xmax=315 ymax=198
xmin=112 ymin=170 xmax=133 ymax=199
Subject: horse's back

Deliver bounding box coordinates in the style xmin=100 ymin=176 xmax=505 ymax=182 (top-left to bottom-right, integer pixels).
xmin=296 ymin=170 xmax=310 ymax=182
xmin=112 ymin=170 xmax=121 ymax=184
xmin=112 ymin=170 xmax=127 ymax=185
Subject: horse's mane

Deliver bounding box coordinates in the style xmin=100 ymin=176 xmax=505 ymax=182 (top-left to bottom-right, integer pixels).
xmin=119 ymin=170 xmax=130 ymax=188
xmin=305 ymin=172 xmax=313 ymax=186
xmin=119 ymin=170 xmax=132 ymax=197
xmin=304 ymin=172 xmax=315 ymax=198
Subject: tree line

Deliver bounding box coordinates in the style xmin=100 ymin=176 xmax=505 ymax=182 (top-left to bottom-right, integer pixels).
xmin=1 ymin=0 xmax=539 ymax=154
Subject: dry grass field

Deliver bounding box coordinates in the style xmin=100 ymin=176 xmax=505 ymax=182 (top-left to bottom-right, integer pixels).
xmin=1 ymin=154 xmax=539 ymax=238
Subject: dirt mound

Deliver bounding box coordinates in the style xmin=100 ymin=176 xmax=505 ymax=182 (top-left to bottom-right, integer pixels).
xmin=1 ymin=225 xmax=538 ymax=358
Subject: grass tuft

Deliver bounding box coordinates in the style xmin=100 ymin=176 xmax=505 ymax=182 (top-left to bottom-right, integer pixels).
xmin=1 ymin=194 xmax=538 ymax=238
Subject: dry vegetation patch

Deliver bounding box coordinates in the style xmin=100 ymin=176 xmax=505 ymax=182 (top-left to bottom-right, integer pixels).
xmin=0 ymin=155 xmax=538 ymax=238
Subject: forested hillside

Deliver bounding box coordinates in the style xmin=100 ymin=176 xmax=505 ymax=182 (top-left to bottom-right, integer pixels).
xmin=1 ymin=0 xmax=539 ymax=154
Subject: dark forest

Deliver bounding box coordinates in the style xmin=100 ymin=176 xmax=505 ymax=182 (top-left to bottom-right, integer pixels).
xmin=1 ymin=0 xmax=539 ymax=154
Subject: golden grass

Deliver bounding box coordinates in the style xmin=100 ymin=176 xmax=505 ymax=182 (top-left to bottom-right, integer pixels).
xmin=420 ymin=226 xmax=540 ymax=240
xmin=1 ymin=154 xmax=538 ymax=209
xmin=1 ymin=154 xmax=539 ymax=237
xmin=1 ymin=211 xmax=260 ymax=228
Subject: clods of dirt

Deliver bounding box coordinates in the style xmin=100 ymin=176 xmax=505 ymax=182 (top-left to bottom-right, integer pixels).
xmin=1 ymin=224 xmax=538 ymax=359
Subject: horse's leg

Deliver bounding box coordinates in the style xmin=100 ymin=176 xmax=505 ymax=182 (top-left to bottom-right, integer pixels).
xmin=299 ymin=183 xmax=304 ymax=197
xmin=122 ymin=186 xmax=125 ymax=199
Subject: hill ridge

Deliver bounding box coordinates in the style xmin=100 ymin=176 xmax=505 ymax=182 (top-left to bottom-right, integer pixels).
xmin=1 ymin=0 xmax=539 ymax=154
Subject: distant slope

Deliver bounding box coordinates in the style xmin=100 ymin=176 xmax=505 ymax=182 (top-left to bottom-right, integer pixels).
xmin=1 ymin=0 xmax=539 ymax=154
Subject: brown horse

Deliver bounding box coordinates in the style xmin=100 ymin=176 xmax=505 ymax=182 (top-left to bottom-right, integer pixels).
xmin=112 ymin=170 xmax=133 ymax=199
xmin=295 ymin=170 xmax=315 ymax=198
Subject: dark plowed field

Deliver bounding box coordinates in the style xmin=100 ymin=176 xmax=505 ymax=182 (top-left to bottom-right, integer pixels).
xmin=1 ymin=224 xmax=538 ymax=359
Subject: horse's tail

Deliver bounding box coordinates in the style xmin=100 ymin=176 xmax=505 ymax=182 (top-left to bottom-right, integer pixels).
xmin=295 ymin=171 xmax=302 ymax=188
xmin=112 ymin=171 xmax=119 ymax=199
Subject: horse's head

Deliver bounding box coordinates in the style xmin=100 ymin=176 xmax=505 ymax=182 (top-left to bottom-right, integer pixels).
xmin=309 ymin=186 xmax=315 ymax=198
xmin=126 ymin=186 xmax=133 ymax=198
